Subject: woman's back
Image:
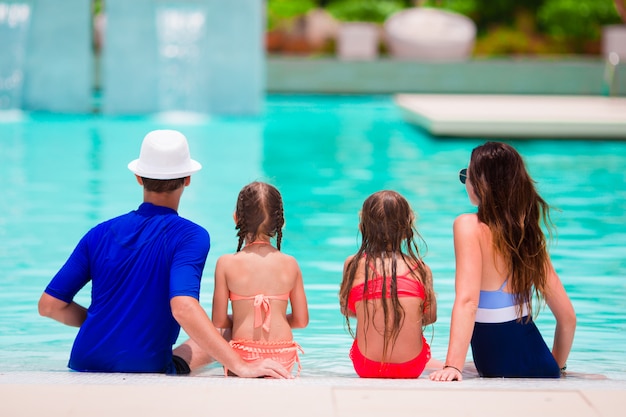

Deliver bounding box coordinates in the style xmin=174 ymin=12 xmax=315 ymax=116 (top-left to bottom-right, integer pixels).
xmin=461 ymin=213 xmax=510 ymax=292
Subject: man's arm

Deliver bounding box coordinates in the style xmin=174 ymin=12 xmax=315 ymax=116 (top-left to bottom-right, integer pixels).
xmin=171 ymin=295 xmax=291 ymax=378
xmin=38 ymin=292 xmax=87 ymax=327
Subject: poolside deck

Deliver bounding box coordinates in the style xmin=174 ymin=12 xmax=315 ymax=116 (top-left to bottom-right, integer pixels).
xmin=394 ymin=94 xmax=626 ymax=139
xmin=1 ymin=370 xmax=625 ymax=417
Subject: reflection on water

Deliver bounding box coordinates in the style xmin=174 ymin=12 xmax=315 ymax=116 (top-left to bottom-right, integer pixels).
xmin=0 ymin=96 xmax=625 ymax=379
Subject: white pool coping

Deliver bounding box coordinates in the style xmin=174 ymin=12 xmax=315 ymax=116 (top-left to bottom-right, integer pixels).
xmin=1 ymin=370 xmax=625 ymax=417
xmin=394 ymin=94 xmax=626 ymax=139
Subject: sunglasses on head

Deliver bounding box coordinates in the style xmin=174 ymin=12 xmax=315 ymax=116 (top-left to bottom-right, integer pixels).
xmin=459 ymin=168 xmax=467 ymax=184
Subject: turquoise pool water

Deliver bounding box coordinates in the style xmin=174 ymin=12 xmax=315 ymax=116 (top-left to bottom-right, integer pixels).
xmin=1 ymin=95 xmax=625 ymax=379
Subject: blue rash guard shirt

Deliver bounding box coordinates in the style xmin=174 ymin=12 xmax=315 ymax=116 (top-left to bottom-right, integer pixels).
xmin=44 ymin=203 xmax=210 ymax=373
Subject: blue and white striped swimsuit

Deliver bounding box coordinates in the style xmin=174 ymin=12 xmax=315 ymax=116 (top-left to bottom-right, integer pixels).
xmin=471 ymin=279 xmax=560 ymax=378
xmin=475 ymin=279 xmax=529 ymax=323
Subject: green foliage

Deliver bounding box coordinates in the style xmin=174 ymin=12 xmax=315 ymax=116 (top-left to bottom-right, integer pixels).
xmin=473 ymin=26 xmax=568 ymax=56
xmin=263 ymin=0 xmax=624 ymax=55
xmin=537 ymin=0 xmax=621 ymax=41
xmin=422 ymin=0 xmax=623 ymax=55
xmin=93 ymin=0 xmax=104 ymax=15
xmin=422 ymin=0 xmax=544 ymax=33
xmin=421 ymin=0 xmax=478 ymax=18
xmin=325 ymin=0 xmax=406 ymax=23
xmin=473 ymin=26 xmax=531 ymax=55
xmin=267 ymin=0 xmax=317 ymax=30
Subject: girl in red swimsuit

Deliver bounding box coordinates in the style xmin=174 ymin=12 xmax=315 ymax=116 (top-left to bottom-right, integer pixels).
xmin=339 ymin=190 xmax=437 ymax=378
xmin=212 ymin=182 xmax=309 ymax=376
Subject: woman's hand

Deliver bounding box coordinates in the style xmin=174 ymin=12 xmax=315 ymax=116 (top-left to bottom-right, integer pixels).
xmin=429 ymin=365 xmax=463 ymax=382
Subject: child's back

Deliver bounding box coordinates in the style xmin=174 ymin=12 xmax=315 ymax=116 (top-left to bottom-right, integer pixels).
xmin=348 ymin=256 xmax=432 ymax=364
xmin=215 ymin=243 xmax=305 ymax=342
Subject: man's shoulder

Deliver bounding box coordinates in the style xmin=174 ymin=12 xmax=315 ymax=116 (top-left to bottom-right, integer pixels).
xmin=92 ymin=210 xmax=208 ymax=240
xmin=87 ymin=212 xmax=131 ymax=233
xmin=95 ymin=209 xmax=137 ymax=224
xmin=176 ymin=216 xmax=209 ymax=234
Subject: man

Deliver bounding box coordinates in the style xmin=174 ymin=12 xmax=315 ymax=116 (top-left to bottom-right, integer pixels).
xmin=38 ymin=129 xmax=289 ymax=378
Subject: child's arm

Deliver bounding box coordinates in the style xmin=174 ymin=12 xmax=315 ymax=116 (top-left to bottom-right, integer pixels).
xmin=287 ymin=258 xmax=309 ymax=329
xmin=340 ymin=256 xmax=357 ymax=317
xmin=211 ymin=256 xmax=233 ymax=329
xmin=422 ymin=264 xmax=437 ymax=326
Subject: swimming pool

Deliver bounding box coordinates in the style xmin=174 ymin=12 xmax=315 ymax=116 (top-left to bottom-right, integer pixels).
xmin=1 ymin=95 xmax=624 ymax=380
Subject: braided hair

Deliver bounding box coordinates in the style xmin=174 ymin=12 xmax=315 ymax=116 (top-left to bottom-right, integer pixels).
xmin=235 ymin=182 xmax=285 ymax=251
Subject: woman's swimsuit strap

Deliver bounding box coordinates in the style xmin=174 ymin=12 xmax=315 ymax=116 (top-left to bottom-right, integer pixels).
xmin=476 ymin=277 xmax=528 ymax=323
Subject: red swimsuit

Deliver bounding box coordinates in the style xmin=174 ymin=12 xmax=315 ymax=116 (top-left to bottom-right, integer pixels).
xmin=347 ymin=264 xmax=431 ymax=378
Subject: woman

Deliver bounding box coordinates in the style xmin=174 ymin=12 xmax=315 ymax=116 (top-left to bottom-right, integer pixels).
xmin=430 ymin=141 xmax=576 ymax=381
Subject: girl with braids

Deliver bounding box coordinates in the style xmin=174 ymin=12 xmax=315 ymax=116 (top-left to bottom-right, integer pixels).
xmin=430 ymin=142 xmax=576 ymax=382
xmin=339 ymin=190 xmax=436 ymax=378
xmin=212 ymin=182 xmax=308 ymax=376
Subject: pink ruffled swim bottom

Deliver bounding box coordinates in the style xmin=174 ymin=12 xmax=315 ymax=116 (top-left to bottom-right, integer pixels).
xmin=226 ymin=339 xmax=304 ymax=376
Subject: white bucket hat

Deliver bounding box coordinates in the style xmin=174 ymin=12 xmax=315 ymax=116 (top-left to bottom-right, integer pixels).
xmin=128 ymin=130 xmax=202 ymax=180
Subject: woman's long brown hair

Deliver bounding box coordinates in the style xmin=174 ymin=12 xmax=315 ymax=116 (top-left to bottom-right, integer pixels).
xmin=339 ymin=190 xmax=433 ymax=362
xmin=469 ymin=142 xmax=553 ymax=320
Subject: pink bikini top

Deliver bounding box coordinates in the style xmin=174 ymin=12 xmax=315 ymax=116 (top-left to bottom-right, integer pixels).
xmin=229 ymin=292 xmax=289 ymax=332
xmin=348 ymin=263 xmax=426 ymax=314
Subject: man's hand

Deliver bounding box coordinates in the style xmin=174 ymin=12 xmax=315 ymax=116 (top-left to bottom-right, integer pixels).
xmin=233 ymin=358 xmax=293 ymax=379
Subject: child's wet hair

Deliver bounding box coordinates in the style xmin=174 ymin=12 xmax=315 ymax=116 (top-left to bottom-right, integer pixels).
xmin=235 ymin=181 xmax=284 ymax=251
xmin=359 ymin=190 xmax=416 ymax=252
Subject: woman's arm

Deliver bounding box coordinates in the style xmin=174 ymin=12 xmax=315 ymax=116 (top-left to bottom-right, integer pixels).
xmin=544 ymin=260 xmax=576 ymax=370
xmin=430 ymin=214 xmax=483 ymax=382
xmin=287 ymin=258 xmax=309 ymax=328
xmin=211 ymin=256 xmax=233 ymax=329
